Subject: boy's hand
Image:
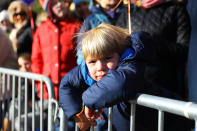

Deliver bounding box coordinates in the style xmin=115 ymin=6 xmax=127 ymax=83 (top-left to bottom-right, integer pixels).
xmin=85 ymin=106 xmax=102 ymax=120
xmin=73 ymin=112 xmax=97 ymax=131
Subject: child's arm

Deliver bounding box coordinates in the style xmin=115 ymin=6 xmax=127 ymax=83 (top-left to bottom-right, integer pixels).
xmin=82 ymin=60 xmax=142 ymax=109
xmin=59 ymin=66 xmax=85 ymax=119
xmin=59 ymin=66 xmax=98 ymax=130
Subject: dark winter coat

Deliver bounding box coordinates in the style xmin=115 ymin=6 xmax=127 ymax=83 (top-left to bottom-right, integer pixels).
xmin=16 ymin=21 xmax=33 ymax=56
xmin=116 ymin=1 xmax=191 ymax=99
xmin=59 ymin=32 xmax=193 ymax=131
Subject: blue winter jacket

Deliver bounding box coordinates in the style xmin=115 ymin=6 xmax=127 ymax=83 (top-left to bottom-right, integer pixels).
xmin=59 ymin=32 xmax=183 ymax=131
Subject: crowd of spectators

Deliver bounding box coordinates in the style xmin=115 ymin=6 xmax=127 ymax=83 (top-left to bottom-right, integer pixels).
xmin=0 ymin=0 xmax=196 ymax=130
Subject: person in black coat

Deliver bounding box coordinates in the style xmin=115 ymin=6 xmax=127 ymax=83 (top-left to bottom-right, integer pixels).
xmin=116 ymin=0 xmax=191 ymax=100
xmin=8 ymin=0 xmax=33 ymax=56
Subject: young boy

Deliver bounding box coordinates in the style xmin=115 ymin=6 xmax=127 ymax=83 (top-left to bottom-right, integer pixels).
xmin=59 ymin=23 xmax=157 ymax=131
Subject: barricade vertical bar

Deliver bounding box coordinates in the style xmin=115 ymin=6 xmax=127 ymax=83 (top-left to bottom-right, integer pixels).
xmin=18 ymin=77 xmax=21 ymax=130
xmin=59 ymin=108 xmax=67 ymax=131
xmin=32 ymin=80 xmax=35 ymax=131
xmin=40 ymin=80 xmax=43 ymax=131
xmin=7 ymin=75 xmax=10 ymax=131
xmin=90 ymin=126 xmax=95 ymax=131
xmin=108 ymin=107 xmax=113 ymax=131
xmin=24 ymin=78 xmax=28 ymax=131
xmin=11 ymin=75 xmax=16 ymax=131
xmin=158 ymin=110 xmax=164 ymax=131
xmin=75 ymin=123 xmax=79 ymax=131
xmin=2 ymin=73 xmax=5 ymax=131
xmin=0 ymin=68 xmax=56 ymax=131
xmin=45 ymin=77 xmax=55 ymax=131
xmin=0 ymin=73 xmax=2 ymax=130
xmin=130 ymin=101 xmax=136 ymax=131
xmin=0 ymin=74 xmax=1 ymax=111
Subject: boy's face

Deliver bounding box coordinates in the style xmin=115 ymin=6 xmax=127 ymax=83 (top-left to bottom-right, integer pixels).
xmin=97 ymin=0 xmax=119 ymax=10
xmin=85 ymin=53 xmax=119 ymax=81
xmin=18 ymin=58 xmax=31 ymax=72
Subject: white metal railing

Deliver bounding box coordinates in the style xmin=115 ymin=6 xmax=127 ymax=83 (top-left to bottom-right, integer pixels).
xmin=0 ymin=67 xmax=56 ymax=131
xmin=1 ymin=67 xmax=197 ymax=131
xmin=136 ymin=94 xmax=197 ymax=131
xmin=57 ymin=94 xmax=197 ymax=131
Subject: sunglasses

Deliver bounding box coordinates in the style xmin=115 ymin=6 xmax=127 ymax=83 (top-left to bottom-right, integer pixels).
xmin=13 ymin=12 xmax=26 ymax=17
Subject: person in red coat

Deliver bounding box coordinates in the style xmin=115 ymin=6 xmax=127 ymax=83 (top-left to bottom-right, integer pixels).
xmin=31 ymin=0 xmax=81 ymax=100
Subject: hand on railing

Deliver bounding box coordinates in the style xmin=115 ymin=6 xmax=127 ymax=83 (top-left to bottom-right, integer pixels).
xmin=73 ymin=111 xmax=97 ymax=131
xmin=85 ymin=106 xmax=102 ymax=120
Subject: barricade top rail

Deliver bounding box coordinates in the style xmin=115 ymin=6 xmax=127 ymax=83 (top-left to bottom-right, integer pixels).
xmin=136 ymin=94 xmax=197 ymax=120
xmin=0 ymin=67 xmax=55 ymax=99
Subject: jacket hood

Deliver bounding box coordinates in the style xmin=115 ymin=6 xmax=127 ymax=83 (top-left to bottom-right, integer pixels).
xmin=8 ymin=0 xmax=29 ymax=23
xmin=129 ymin=31 xmax=156 ymax=62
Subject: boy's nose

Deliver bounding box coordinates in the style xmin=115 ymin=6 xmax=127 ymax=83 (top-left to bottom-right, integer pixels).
xmin=96 ymin=60 xmax=105 ymax=71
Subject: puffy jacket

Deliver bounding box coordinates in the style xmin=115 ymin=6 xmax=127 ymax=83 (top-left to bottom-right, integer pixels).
xmin=59 ymin=32 xmax=192 ymax=131
xmin=31 ymin=18 xmax=81 ymax=99
xmin=116 ymin=1 xmax=191 ymax=99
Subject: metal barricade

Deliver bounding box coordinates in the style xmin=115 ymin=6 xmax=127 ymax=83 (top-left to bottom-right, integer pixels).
xmin=136 ymin=94 xmax=197 ymax=131
xmin=3 ymin=67 xmax=196 ymax=131
xmin=0 ymin=67 xmax=56 ymax=131
xmin=57 ymin=94 xmax=197 ymax=131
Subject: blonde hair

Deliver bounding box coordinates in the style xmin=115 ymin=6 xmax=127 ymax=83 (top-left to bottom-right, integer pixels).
xmin=78 ymin=23 xmax=130 ymax=60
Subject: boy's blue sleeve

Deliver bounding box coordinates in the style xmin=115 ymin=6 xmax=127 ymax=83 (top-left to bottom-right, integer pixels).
xmin=82 ymin=61 xmax=144 ymax=109
xmin=59 ymin=66 xmax=86 ymax=119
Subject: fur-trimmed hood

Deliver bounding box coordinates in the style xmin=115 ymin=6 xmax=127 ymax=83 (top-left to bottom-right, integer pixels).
xmin=8 ymin=0 xmax=29 ymax=23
